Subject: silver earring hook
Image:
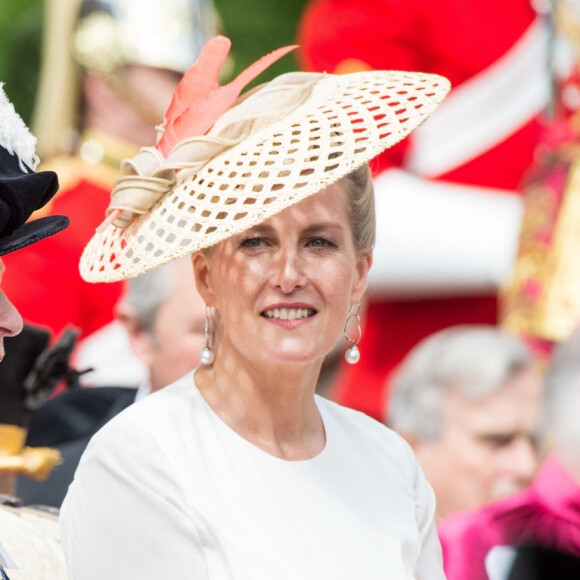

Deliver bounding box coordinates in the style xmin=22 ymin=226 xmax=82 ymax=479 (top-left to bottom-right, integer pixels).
xmin=200 ymin=305 xmax=215 ymax=365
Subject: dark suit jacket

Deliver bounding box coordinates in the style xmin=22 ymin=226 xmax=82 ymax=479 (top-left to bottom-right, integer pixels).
xmin=16 ymin=386 xmax=136 ymax=507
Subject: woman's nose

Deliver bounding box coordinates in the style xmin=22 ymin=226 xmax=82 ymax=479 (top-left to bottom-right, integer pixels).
xmin=272 ymin=248 xmax=306 ymax=293
xmin=0 ymin=291 xmax=24 ymax=338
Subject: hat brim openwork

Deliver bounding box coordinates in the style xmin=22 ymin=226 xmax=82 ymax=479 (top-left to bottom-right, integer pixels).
xmin=80 ymin=70 xmax=450 ymax=283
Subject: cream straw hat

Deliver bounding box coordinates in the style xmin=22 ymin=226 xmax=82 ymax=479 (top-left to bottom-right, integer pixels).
xmin=80 ymin=36 xmax=450 ymax=283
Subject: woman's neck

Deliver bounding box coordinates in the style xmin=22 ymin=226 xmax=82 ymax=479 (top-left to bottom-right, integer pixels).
xmin=194 ymin=356 xmax=326 ymax=461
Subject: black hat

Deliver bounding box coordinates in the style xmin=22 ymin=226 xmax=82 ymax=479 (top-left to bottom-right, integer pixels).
xmin=0 ymin=85 xmax=69 ymax=257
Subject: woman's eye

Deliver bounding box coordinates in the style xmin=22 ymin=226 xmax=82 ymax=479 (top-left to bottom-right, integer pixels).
xmin=309 ymin=236 xmax=337 ymax=248
xmin=240 ymin=237 xmax=264 ymax=248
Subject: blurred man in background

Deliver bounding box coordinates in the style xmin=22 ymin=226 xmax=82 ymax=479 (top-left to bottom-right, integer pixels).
xmin=439 ymin=324 xmax=580 ymax=580
xmin=0 ymin=85 xmax=69 ymax=429
xmin=388 ymin=325 xmax=543 ymax=520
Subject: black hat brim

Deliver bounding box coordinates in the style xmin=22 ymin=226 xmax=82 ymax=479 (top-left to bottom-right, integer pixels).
xmin=0 ymin=215 xmax=70 ymax=257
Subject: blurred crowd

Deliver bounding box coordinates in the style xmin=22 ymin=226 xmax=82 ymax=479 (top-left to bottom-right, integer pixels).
xmin=2 ymin=0 xmax=580 ymax=578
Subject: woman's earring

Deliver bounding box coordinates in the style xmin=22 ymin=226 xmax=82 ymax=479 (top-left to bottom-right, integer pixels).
xmin=343 ymin=304 xmax=362 ymax=365
xmin=200 ymin=307 xmax=215 ymax=365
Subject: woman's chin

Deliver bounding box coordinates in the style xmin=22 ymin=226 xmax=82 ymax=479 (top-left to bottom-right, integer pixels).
xmin=255 ymin=347 xmax=325 ymax=367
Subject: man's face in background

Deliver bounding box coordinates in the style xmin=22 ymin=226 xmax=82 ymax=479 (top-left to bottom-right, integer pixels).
xmin=0 ymin=259 xmax=23 ymax=362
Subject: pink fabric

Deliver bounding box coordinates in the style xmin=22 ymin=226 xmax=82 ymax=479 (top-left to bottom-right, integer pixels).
xmin=439 ymin=456 xmax=580 ymax=580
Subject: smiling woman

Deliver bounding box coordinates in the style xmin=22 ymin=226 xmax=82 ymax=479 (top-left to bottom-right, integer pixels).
xmin=60 ymin=35 xmax=450 ymax=579
xmin=192 ymin=183 xmax=370 ymax=373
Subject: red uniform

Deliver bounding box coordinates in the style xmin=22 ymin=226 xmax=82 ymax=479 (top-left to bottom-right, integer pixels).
xmin=298 ymin=0 xmax=550 ymax=419
xmin=3 ymin=152 xmax=126 ymax=340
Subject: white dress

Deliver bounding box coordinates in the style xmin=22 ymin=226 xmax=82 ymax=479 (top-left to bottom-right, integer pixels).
xmin=59 ymin=372 xmax=445 ymax=580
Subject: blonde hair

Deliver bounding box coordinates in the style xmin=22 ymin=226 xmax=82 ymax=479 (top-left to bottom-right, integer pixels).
xmin=342 ymin=163 xmax=375 ymax=254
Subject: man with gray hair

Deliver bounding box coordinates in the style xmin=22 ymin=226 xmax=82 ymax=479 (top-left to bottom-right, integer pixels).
xmin=116 ymin=257 xmax=206 ymax=397
xmin=439 ymin=324 xmax=580 ymax=580
xmin=388 ymin=324 xmax=543 ymax=519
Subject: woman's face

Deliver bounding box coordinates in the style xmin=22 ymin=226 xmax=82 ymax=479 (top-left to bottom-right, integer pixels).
xmin=192 ymin=182 xmax=371 ymax=366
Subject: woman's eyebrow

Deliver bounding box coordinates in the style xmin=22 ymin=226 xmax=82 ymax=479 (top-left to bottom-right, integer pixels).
xmin=243 ymin=222 xmax=344 ymax=237
xmin=301 ymin=222 xmax=344 ymax=234
xmin=243 ymin=224 xmax=275 ymax=236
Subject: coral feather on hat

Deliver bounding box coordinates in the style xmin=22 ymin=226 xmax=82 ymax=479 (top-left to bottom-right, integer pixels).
xmin=98 ymin=35 xmax=296 ymax=231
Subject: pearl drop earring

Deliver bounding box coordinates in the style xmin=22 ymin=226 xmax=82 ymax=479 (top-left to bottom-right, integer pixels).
xmin=343 ymin=305 xmax=362 ymax=365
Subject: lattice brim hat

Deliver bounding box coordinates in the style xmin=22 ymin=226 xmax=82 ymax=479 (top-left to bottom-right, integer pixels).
xmin=80 ymin=37 xmax=450 ymax=282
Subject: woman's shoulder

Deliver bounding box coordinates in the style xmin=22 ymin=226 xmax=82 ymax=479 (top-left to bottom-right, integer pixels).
xmin=317 ymin=396 xmax=424 ymax=495
xmin=317 ymin=395 xmax=415 ymax=461
xmin=317 ymin=394 xmax=392 ymax=431
xmin=89 ymin=372 xmax=201 ymax=444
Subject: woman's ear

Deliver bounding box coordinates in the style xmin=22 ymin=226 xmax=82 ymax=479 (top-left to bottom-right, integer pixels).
xmin=191 ymin=252 xmax=215 ymax=306
xmin=351 ymin=251 xmax=372 ymax=304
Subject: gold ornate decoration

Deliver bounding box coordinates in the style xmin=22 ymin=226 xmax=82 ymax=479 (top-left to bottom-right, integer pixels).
xmin=501 ymin=141 xmax=580 ymax=342
xmin=0 ymin=425 xmax=62 ymax=481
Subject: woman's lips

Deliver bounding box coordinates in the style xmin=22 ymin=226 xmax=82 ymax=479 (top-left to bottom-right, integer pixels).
xmin=261 ymin=307 xmax=316 ymax=321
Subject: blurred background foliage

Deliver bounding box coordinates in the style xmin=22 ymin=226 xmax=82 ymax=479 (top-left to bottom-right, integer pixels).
xmin=0 ymin=0 xmax=43 ymax=124
xmin=0 ymin=0 xmax=309 ymax=126
xmin=214 ymin=0 xmax=309 ymax=81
